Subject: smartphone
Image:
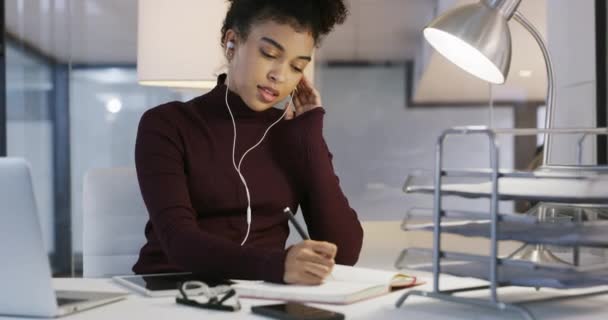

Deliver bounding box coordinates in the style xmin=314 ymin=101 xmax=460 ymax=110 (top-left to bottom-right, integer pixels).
xmin=251 ymin=302 xmax=345 ymax=320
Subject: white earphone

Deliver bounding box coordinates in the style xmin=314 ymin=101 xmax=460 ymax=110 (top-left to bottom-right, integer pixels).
xmin=224 ymin=75 xmax=294 ymax=246
xmin=226 ymin=41 xmax=235 ymax=56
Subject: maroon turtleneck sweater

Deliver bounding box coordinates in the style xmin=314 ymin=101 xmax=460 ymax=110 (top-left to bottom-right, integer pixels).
xmin=132 ymin=74 xmax=363 ymax=283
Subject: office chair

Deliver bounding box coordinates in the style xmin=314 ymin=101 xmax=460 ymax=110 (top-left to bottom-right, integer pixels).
xmin=82 ymin=168 xmax=148 ymax=278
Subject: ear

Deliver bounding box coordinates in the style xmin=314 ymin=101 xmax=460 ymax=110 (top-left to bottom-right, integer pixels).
xmin=224 ymin=29 xmax=239 ymax=49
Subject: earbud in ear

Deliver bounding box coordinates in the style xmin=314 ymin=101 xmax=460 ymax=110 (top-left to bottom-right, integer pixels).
xmin=226 ymin=41 xmax=235 ymax=57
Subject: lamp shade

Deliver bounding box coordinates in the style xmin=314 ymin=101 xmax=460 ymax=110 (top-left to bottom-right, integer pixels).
xmin=137 ymin=0 xmax=228 ymax=89
xmin=423 ymin=2 xmax=512 ymax=84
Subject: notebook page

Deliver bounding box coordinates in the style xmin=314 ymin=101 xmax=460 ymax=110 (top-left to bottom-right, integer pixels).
xmin=330 ymin=265 xmax=401 ymax=285
xmin=232 ymin=280 xmax=385 ymax=304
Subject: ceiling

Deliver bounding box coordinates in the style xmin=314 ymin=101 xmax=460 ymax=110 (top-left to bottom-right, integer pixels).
xmin=6 ymin=0 xmax=137 ymax=64
xmin=5 ymin=0 xmax=435 ymax=64
xmin=316 ymin=0 xmax=437 ymax=61
xmin=5 ymin=0 xmax=548 ymax=103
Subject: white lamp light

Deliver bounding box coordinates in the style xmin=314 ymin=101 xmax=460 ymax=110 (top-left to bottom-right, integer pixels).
xmin=137 ymin=0 xmax=228 ymax=89
xmin=424 ymin=0 xmax=555 ymax=165
xmin=423 ymin=1 xmax=512 ymax=84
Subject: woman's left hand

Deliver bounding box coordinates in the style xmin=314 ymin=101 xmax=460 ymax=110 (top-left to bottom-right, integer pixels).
xmin=284 ymin=75 xmax=322 ymax=120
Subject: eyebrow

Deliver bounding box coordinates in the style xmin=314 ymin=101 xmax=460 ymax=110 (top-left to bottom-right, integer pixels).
xmin=261 ymin=37 xmax=312 ymax=61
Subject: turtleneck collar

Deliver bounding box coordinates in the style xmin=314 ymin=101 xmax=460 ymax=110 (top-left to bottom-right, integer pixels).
xmin=206 ymin=73 xmax=280 ymax=120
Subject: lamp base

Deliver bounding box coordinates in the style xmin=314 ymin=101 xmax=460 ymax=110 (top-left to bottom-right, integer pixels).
xmin=506 ymin=244 xmax=571 ymax=265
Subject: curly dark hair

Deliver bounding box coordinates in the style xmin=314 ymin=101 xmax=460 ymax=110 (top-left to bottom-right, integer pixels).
xmin=221 ymin=0 xmax=348 ymax=48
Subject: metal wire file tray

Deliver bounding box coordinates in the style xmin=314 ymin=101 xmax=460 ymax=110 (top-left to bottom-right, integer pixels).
xmin=395 ymin=126 xmax=608 ymax=320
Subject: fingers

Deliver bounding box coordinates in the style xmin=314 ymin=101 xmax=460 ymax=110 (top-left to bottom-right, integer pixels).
xmin=296 ymin=77 xmax=322 ymax=108
xmin=288 ymin=261 xmax=333 ymax=285
xmin=284 ymin=240 xmax=338 ymax=285
xmin=303 ymin=262 xmax=332 ymax=280
xmin=297 ymin=270 xmax=325 ymax=285
xmin=308 ymin=241 xmax=337 ymax=259
xmin=285 ymin=76 xmax=323 ymax=120
xmin=293 ymin=89 xmax=304 ymax=113
xmin=296 ymin=247 xmax=335 ymax=268
xmin=283 ymin=100 xmax=295 ymax=120
xmin=296 ymin=81 xmax=311 ymax=103
xmin=298 ymin=76 xmax=312 ymax=92
xmin=292 ymin=89 xmax=312 ymax=115
xmin=298 ymin=77 xmax=315 ymax=99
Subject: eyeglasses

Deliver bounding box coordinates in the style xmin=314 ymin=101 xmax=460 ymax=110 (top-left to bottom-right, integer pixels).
xmin=176 ymin=281 xmax=241 ymax=312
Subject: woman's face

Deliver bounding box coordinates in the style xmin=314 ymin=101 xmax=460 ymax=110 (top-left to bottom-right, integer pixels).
xmin=226 ymin=20 xmax=315 ymax=112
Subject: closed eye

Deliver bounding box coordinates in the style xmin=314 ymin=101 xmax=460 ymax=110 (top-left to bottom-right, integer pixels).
xmin=261 ymin=49 xmax=303 ymax=73
xmin=260 ymin=50 xmax=276 ymax=59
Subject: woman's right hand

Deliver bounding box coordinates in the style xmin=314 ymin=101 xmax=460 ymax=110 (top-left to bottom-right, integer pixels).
xmin=284 ymin=76 xmax=323 ymax=120
xmin=284 ymin=240 xmax=337 ymax=285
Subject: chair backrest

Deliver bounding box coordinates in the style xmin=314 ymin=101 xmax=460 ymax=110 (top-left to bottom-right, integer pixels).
xmin=82 ymin=168 xmax=148 ymax=278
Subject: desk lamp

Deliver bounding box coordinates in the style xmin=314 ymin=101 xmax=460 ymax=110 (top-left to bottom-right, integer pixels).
xmin=423 ymin=0 xmax=568 ymax=264
xmin=423 ymin=0 xmax=555 ymax=164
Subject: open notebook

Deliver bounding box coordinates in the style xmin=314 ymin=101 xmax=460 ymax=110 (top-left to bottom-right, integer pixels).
xmin=232 ymin=265 xmax=422 ymax=305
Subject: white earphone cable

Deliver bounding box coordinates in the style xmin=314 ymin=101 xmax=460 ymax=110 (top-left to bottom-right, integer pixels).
xmin=224 ymin=81 xmax=292 ymax=246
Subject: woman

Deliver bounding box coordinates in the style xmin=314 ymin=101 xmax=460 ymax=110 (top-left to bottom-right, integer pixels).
xmin=133 ymin=0 xmax=363 ymax=285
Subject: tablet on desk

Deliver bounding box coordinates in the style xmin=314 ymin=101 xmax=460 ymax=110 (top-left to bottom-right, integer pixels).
xmin=113 ymin=273 xmax=232 ymax=297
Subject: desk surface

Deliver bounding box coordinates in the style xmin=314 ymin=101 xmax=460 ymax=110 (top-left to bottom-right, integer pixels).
xmin=3 ymin=275 xmax=608 ymax=319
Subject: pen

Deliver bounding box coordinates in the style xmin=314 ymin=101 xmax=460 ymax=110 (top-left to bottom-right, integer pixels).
xmin=283 ymin=207 xmax=310 ymax=240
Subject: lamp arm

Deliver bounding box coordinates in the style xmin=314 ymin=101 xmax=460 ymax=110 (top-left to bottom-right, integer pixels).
xmin=485 ymin=0 xmax=522 ymax=19
xmin=512 ymin=11 xmax=556 ymax=166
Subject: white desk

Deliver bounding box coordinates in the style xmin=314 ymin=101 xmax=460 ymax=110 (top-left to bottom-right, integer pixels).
xmin=3 ymin=275 xmax=608 ymax=319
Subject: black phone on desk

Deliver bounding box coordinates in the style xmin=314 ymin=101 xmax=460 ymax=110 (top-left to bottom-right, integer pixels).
xmin=251 ymin=302 xmax=345 ymax=320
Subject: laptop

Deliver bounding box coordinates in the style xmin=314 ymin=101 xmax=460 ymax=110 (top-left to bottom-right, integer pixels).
xmin=0 ymin=158 xmax=128 ymax=317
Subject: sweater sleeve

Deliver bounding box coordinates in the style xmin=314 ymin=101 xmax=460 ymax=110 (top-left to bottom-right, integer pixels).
xmin=284 ymin=108 xmax=364 ymax=265
xmin=135 ymin=106 xmax=287 ymax=282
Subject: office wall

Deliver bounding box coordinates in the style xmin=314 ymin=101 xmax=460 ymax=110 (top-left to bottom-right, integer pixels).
xmin=285 ymin=64 xmax=514 ymax=250
xmin=318 ymin=66 xmax=514 ymax=221
xmin=547 ymin=0 xmax=597 ymax=165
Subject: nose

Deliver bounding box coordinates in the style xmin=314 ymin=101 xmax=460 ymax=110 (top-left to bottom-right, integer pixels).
xmin=268 ymin=65 xmax=286 ymax=84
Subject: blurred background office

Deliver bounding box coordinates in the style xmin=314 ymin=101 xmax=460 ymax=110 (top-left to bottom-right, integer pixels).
xmin=3 ymin=0 xmax=605 ymax=276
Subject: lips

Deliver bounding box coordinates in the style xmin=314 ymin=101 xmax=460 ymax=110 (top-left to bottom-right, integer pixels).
xmin=257 ymin=85 xmax=279 ymax=103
